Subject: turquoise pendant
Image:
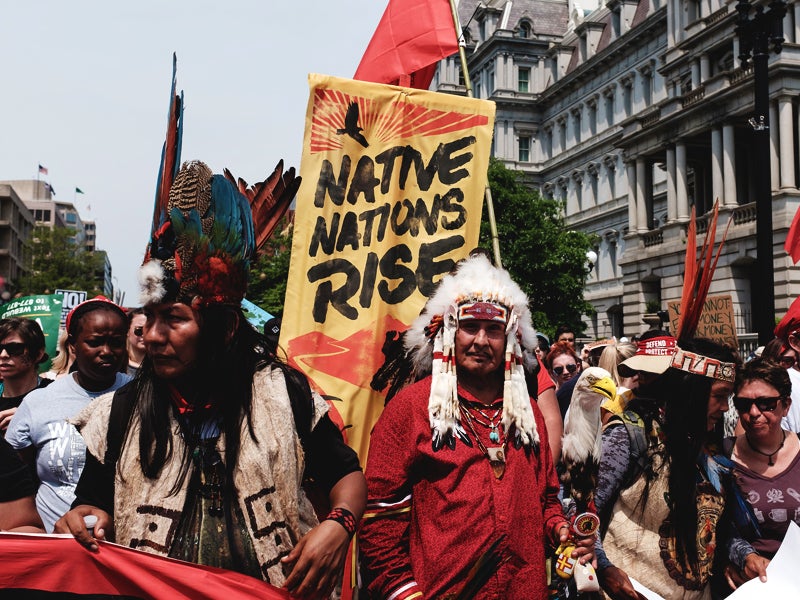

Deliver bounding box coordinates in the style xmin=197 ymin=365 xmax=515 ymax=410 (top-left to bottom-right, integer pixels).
xmin=490 ymin=428 xmax=500 ymax=443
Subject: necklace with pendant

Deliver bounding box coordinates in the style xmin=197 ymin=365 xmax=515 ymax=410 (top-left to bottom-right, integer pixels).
xmin=460 ymin=403 xmax=506 ymax=479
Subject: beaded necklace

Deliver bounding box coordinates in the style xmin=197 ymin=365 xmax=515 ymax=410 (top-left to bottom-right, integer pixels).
xmin=459 ymin=402 xmax=507 ymax=478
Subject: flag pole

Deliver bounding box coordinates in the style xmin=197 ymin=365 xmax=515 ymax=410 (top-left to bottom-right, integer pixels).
xmin=448 ymin=0 xmax=503 ymax=268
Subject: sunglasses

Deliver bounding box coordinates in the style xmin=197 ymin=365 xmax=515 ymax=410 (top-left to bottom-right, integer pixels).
xmin=779 ymin=355 xmax=797 ymax=368
xmin=133 ymin=326 xmax=144 ymax=337
xmin=553 ymin=363 xmax=578 ymax=376
xmin=0 ymin=342 xmax=27 ymax=357
xmin=732 ymin=396 xmax=783 ymax=414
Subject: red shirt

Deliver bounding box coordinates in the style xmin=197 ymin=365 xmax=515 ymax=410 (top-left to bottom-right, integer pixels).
xmin=361 ymin=376 xmax=564 ymax=600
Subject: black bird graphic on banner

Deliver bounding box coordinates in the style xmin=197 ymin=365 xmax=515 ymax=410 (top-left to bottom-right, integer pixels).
xmin=336 ymin=102 xmax=369 ymax=148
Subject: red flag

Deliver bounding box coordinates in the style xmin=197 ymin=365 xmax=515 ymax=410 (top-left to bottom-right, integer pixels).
xmin=354 ymin=0 xmax=459 ymax=89
xmin=0 ymin=532 xmax=289 ymax=599
xmin=38 ymin=164 xmax=48 ymax=175
xmin=786 ymin=207 xmax=800 ymax=263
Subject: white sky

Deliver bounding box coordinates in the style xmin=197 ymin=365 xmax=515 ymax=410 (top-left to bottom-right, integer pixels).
xmin=0 ymin=0 xmax=386 ymax=305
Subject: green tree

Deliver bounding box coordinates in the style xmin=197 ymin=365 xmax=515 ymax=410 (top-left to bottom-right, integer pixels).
xmin=480 ymin=159 xmax=596 ymax=337
xmin=246 ymin=219 xmax=293 ymax=317
xmin=20 ymin=226 xmax=106 ymax=296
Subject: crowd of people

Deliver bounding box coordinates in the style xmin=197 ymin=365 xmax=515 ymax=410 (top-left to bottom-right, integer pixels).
xmin=3 ymin=161 xmax=800 ymax=599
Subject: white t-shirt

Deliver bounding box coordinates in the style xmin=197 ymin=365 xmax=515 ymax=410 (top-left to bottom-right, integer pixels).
xmin=6 ymin=371 xmax=131 ymax=531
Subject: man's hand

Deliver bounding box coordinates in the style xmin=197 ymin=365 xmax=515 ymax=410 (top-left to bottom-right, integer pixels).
xmin=598 ymin=565 xmax=646 ymax=600
xmin=556 ymin=521 xmax=597 ymax=567
xmin=0 ymin=407 xmax=17 ymax=431
xmin=53 ymin=505 xmax=113 ymax=552
xmin=281 ymin=519 xmax=350 ymax=599
xmin=725 ymin=553 xmax=769 ymax=590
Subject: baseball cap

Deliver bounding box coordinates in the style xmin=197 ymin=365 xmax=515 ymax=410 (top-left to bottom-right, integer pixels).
xmin=618 ymin=335 xmax=677 ymax=377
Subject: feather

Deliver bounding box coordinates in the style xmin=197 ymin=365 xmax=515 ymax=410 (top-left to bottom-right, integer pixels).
xmin=676 ymin=200 xmax=732 ymax=339
xmin=223 ymin=160 xmax=301 ymax=251
xmin=149 ymin=53 xmax=184 ymax=254
xmin=561 ymin=367 xmax=616 ymax=512
xmin=454 ymin=535 xmax=508 ymax=600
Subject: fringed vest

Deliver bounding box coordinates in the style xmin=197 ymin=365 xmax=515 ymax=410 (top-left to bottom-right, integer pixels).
xmin=73 ymin=366 xmax=327 ymax=585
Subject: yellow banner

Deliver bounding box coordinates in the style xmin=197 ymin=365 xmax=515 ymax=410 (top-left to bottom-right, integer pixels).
xmin=280 ymin=74 xmax=496 ymax=461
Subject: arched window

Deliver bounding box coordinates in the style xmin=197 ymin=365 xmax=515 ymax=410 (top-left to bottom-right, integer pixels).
xmin=518 ymin=21 xmax=531 ymax=38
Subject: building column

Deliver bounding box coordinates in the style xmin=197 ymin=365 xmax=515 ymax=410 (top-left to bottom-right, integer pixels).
xmin=627 ymin=161 xmax=638 ymax=232
xmin=779 ymin=96 xmax=796 ymax=189
xmin=666 ymin=146 xmax=677 ymax=222
xmin=691 ymin=61 xmax=701 ymax=88
xmin=700 ymin=55 xmax=710 ymax=83
xmin=723 ymin=124 xmax=737 ymax=207
xmin=667 ymin=0 xmax=675 ymax=45
xmin=676 ymin=141 xmax=690 ymax=219
xmin=636 ymin=158 xmax=648 ymax=232
xmin=770 ymin=101 xmax=780 ymax=190
xmin=785 ymin=6 xmax=795 ymax=44
xmin=711 ymin=128 xmax=723 ymax=204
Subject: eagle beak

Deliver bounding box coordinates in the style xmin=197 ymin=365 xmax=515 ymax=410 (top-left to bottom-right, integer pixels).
xmin=590 ymin=376 xmax=617 ymax=402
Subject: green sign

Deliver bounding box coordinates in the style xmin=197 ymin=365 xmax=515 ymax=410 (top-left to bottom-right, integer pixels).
xmin=0 ymin=294 xmax=64 ymax=372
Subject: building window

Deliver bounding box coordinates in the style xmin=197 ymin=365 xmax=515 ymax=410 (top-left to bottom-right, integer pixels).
xmin=475 ymin=80 xmax=482 ymax=99
xmin=641 ymin=72 xmax=652 ymax=106
xmin=44 ymin=210 xmax=51 ymax=222
xmin=488 ymin=69 xmax=495 ymax=94
xmin=518 ymin=67 xmax=530 ymax=93
xmin=559 ymin=121 xmax=567 ymax=152
xmin=519 ymin=136 xmax=531 ymax=162
xmin=518 ymin=22 xmax=531 ymax=38
xmin=605 ymin=94 xmax=614 ymax=127
xmin=589 ymin=104 xmax=597 ymax=136
xmin=573 ymin=111 xmax=582 ymax=144
xmin=65 ymin=213 xmax=77 ymax=224
xmin=623 ymin=82 xmax=633 ymax=116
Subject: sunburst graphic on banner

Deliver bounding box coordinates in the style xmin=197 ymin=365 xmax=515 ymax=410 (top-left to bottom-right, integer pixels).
xmin=309 ymin=88 xmax=490 ymax=153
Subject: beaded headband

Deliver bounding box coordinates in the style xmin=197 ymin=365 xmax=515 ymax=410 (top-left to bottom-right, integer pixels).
xmin=458 ymin=301 xmax=508 ymax=323
xmin=670 ymin=345 xmax=736 ymax=383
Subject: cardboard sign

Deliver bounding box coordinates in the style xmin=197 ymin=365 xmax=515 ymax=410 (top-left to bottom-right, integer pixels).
xmin=667 ymin=294 xmax=738 ymax=348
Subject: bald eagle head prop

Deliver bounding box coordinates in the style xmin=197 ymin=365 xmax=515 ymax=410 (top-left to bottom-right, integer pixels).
xmin=561 ymin=367 xmax=617 ymax=510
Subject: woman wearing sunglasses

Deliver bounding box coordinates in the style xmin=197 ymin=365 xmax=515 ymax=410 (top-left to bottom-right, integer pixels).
xmin=126 ymin=308 xmax=146 ymax=377
xmin=723 ymin=357 xmax=798 ymax=591
xmin=0 ymin=318 xmax=52 ymax=433
xmin=547 ymin=341 xmax=582 ymax=387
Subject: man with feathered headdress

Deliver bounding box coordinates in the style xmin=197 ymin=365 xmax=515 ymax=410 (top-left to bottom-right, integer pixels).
xmin=359 ymin=253 xmax=594 ymax=599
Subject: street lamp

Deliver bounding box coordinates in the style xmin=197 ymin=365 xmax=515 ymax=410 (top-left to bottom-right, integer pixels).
xmin=735 ymin=0 xmax=786 ymax=345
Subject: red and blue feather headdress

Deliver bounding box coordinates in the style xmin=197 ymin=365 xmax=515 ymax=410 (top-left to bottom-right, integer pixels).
xmin=139 ymin=55 xmax=301 ymax=308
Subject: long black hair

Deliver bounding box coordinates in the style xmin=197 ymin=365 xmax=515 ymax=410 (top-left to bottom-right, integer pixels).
xmin=657 ymin=338 xmax=738 ymax=575
xmin=131 ymin=304 xmax=277 ymax=497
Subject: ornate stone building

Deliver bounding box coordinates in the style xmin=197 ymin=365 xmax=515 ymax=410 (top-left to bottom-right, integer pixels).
xmin=435 ymin=0 xmax=800 ymax=342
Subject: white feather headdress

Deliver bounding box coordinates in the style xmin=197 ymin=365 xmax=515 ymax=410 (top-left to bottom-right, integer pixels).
xmin=404 ymin=254 xmax=539 ymax=450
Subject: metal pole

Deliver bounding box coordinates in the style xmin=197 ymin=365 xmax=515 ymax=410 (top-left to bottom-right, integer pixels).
xmin=736 ymin=0 xmax=785 ymax=345
xmin=753 ymin=50 xmax=775 ymax=345
xmin=448 ymin=0 xmax=502 ymax=267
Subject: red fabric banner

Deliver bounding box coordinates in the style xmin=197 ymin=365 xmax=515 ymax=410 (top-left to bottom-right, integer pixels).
xmin=0 ymin=533 xmax=288 ymax=599
xmin=786 ymin=207 xmax=800 ymax=263
xmin=354 ymin=0 xmax=459 ymax=89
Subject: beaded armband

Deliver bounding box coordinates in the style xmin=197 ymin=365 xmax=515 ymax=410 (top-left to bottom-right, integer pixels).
xmin=325 ymin=507 xmax=357 ymax=538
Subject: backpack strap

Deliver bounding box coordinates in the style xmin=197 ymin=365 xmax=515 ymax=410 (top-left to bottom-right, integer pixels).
xmin=275 ymin=364 xmax=315 ymax=450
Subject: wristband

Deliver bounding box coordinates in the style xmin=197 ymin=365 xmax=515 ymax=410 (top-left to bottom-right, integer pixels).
xmin=325 ymin=507 xmax=357 ymax=538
